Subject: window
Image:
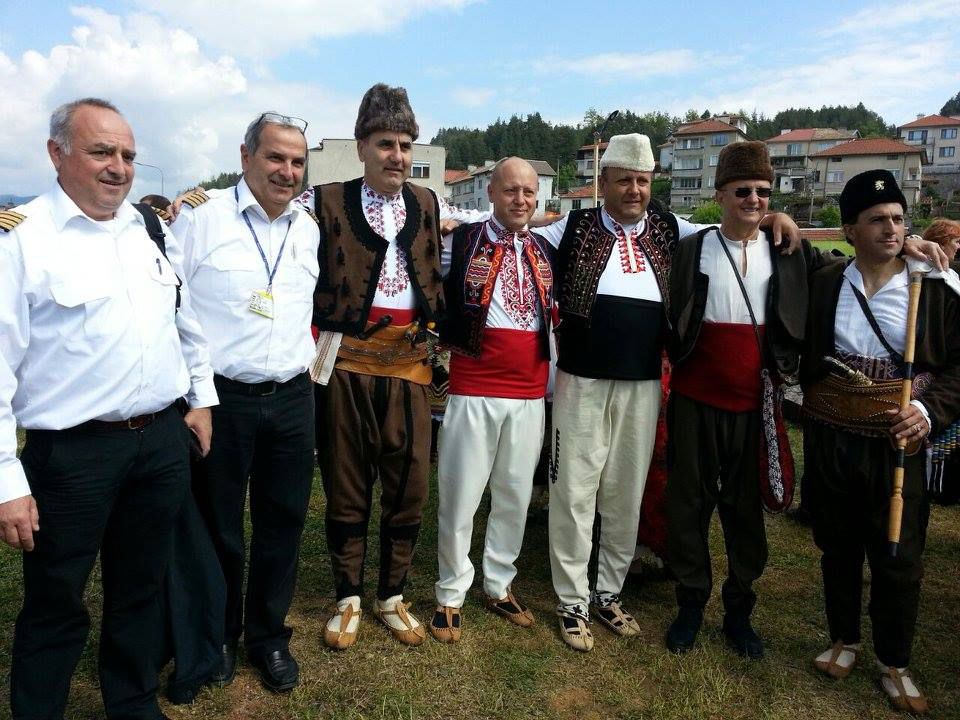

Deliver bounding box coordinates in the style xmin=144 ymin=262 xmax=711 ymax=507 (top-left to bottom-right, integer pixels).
xmin=889 ymin=169 xmax=901 ymax=180
xmin=712 ymin=134 xmax=728 ymax=146
xmin=940 ymin=146 xmax=956 ymax=157
xmin=886 ymin=155 xmax=899 ymax=160
xmin=907 ymin=130 xmax=928 ymax=141
xmin=676 ymin=138 xmax=704 ymax=150
xmin=941 ymin=128 xmax=958 ymax=139
xmin=827 ymin=171 xmax=844 ymax=183
xmin=709 ymin=154 xmax=719 ymax=166
xmin=411 ymin=162 xmax=430 ymax=179
xmin=786 ymin=143 xmax=803 ymax=156
xmin=830 ymin=156 xmax=842 ymax=162
xmin=572 ymin=199 xmax=582 ymax=210
xmin=674 ymin=157 xmax=703 ymax=170
xmin=706 ymin=175 xmax=714 ymax=188
xmin=674 ymin=177 xmax=702 ymax=189
xmin=816 ymin=141 xmax=836 ymax=151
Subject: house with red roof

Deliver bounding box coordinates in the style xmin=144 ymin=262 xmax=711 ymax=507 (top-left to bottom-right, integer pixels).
xmin=764 ymin=128 xmax=859 ymax=193
xmin=668 ymin=114 xmax=749 ymax=208
xmin=557 ymin=184 xmax=597 ymax=214
xmin=898 ymin=114 xmax=960 ymax=174
xmin=807 ymin=138 xmax=926 ymax=208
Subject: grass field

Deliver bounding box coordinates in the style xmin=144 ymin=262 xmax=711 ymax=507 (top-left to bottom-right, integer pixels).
xmin=1 ymin=425 xmax=958 ymax=720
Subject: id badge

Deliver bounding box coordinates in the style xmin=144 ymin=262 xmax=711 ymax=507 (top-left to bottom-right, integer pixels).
xmin=248 ymin=289 xmax=275 ymax=318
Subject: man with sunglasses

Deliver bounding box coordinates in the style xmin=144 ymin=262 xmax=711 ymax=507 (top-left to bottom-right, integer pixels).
xmin=169 ymin=111 xmax=318 ymax=692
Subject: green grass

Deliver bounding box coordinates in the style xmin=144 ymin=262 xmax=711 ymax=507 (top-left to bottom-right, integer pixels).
xmin=811 ymin=239 xmax=851 ymax=256
xmin=2 ymin=428 xmax=959 ymax=719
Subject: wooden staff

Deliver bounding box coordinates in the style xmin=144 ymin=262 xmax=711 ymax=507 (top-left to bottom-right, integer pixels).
xmin=888 ymin=270 xmax=924 ymax=557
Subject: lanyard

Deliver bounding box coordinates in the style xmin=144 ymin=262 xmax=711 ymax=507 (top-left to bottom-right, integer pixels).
xmin=235 ymin=186 xmax=292 ymax=290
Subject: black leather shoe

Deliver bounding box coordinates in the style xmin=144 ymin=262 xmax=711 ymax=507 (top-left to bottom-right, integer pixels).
xmin=723 ymin=616 xmax=764 ymax=659
xmin=209 ymin=640 xmax=238 ymax=687
xmin=251 ymin=648 xmax=299 ymax=693
xmin=665 ymin=607 xmax=703 ymax=654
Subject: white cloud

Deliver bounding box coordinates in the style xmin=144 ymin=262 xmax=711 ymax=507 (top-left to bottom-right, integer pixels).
xmin=451 ymin=86 xmax=496 ymax=108
xmin=536 ymin=49 xmax=698 ymax=80
xmin=136 ymin=0 xmax=478 ymax=59
xmin=821 ymin=0 xmax=960 ymax=37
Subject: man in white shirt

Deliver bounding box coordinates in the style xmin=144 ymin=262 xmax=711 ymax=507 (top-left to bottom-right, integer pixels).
xmin=169 ymin=112 xmax=318 ymax=692
xmin=0 ymin=98 xmax=217 ymax=720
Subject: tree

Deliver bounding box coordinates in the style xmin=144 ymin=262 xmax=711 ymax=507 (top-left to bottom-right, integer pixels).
xmin=199 ymin=171 xmax=242 ymax=190
xmin=942 ymin=91 xmax=960 ymax=116
xmin=556 ymin=162 xmax=578 ymax=194
xmin=651 ymin=178 xmax=671 ymax=206
xmin=689 ymin=201 xmax=722 ymax=224
xmin=818 ymin=205 xmax=841 ymax=228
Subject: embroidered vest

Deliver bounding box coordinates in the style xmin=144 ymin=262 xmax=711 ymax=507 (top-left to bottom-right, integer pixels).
xmin=555 ymin=200 xmax=679 ymax=326
xmin=441 ymin=221 xmax=555 ymax=358
xmin=312 ymin=178 xmax=443 ymax=335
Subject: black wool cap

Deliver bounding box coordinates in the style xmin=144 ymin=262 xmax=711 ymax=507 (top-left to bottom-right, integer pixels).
xmin=839 ymin=169 xmax=907 ymax=224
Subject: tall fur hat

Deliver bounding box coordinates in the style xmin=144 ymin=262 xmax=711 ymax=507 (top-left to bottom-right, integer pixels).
xmin=839 ymin=169 xmax=907 ymax=224
xmin=354 ymin=83 xmax=419 ymax=141
xmin=714 ymin=141 xmax=774 ymax=189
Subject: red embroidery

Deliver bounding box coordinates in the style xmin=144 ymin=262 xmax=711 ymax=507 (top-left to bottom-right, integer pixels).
xmin=499 ymin=245 xmax=538 ymax=329
xmin=362 ymin=182 xmax=410 ymax=297
xmin=612 ymin=220 xmax=647 ymax=274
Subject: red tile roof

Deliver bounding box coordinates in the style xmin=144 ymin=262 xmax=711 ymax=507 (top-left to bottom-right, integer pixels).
xmin=578 ymin=141 xmax=609 ymax=151
xmin=674 ymin=119 xmax=741 ymax=135
xmin=809 ymin=138 xmax=922 ymax=157
xmin=444 ymin=169 xmax=470 ymax=184
xmin=900 ymin=114 xmax=960 ymax=129
xmin=765 ymin=128 xmax=858 ymax=143
xmin=559 ymin=185 xmax=596 ymax=199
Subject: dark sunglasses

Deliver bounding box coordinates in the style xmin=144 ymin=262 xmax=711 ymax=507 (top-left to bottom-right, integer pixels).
xmin=731 ymin=187 xmax=772 ymax=198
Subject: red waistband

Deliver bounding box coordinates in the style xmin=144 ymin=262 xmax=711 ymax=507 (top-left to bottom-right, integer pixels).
xmin=449 ymin=328 xmax=548 ymax=399
xmin=671 ymin=322 xmax=764 ymax=412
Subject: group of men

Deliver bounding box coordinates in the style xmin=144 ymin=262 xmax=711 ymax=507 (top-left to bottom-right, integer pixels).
xmin=0 ymin=83 xmax=956 ymax=720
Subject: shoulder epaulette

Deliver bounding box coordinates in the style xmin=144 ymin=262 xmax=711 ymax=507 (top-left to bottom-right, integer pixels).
xmin=0 ymin=210 xmax=26 ymax=232
xmin=151 ymin=206 xmax=172 ymax=225
xmin=303 ymin=207 xmax=319 ymax=224
xmin=181 ymin=188 xmax=210 ymax=209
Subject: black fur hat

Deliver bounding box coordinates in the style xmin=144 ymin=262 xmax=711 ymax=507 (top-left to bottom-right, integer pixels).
xmin=354 ymin=83 xmax=419 ymax=141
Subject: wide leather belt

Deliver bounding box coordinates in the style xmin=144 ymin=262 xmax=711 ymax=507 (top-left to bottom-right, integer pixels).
xmin=337 ymin=321 xmax=431 ymax=385
xmin=803 ymin=374 xmax=921 ymax=454
xmin=214 ymin=372 xmax=308 ymax=396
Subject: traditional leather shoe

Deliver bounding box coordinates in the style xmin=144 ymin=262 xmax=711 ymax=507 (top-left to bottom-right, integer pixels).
xmin=485 ymin=590 xmax=535 ymax=628
xmin=251 ymin=648 xmax=299 ymax=693
xmin=209 ymin=640 xmax=238 ymax=687
xmin=814 ymin=641 xmax=859 ymax=679
xmin=590 ymin=598 xmax=641 ymax=637
xmin=429 ymin=605 xmax=462 ymax=643
xmin=879 ymin=664 xmax=929 ymax=714
xmin=557 ymin=613 xmax=593 ymax=652
xmin=723 ymin=616 xmax=764 ymax=660
xmin=665 ymin=607 xmax=703 ymax=654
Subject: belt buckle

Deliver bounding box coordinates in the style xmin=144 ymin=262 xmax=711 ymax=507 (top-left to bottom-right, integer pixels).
xmin=258 ymin=381 xmax=278 ymax=396
xmin=125 ymin=415 xmax=149 ymax=430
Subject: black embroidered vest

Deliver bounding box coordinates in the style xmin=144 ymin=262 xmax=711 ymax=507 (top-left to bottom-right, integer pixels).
xmin=441 ymin=221 xmax=555 ymax=358
xmin=311 ymin=178 xmax=443 ymax=335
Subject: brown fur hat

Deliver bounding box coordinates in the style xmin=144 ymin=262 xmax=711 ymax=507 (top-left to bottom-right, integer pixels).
xmin=714 ymin=140 xmax=774 ymax=189
xmin=354 ymin=83 xmax=419 ymax=141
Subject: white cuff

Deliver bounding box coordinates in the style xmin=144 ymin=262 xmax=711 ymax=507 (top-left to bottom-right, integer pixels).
xmin=0 ymin=460 xmax=31 ymax=505
xmin=187 ymin=378 xmax=219 ymax=409
xmin=910 ymin=400 xmax=932 ymax=432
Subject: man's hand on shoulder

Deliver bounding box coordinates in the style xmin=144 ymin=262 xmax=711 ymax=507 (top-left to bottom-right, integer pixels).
xmin=902 ymin=234 xmax=948 ymax=271
xmin=0 ymin=495 xmax=40 ymax=551
xmin=184 ymin=407 xmax=213 ymax=457
xmin=761 ymin=212 xmax=801 ymax=254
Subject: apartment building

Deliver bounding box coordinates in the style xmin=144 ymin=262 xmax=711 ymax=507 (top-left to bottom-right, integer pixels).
xmin=898 ymin=114 xmax=960 ymax=174
xmin=669 ymin=114 xmax=749 ymax=208
xmin=764 ymin=128 xmax=860 ymax=192
xmin=807 ymin=138 xmax=926 ymax=208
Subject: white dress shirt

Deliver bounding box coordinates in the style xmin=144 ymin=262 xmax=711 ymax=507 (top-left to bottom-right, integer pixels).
xmin=699 ymin=229 xmax=772 ymax=324
xmin=835 ymin=262 xmax=908 ymax=358
xmin=169 ymin=179 xmax=320 ymax=383
xmin=0 ymin=184 xmax=218 ymax=504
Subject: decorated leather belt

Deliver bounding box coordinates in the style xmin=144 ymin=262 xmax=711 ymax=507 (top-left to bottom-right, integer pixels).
xmin=802 ymin=374 xmax=921 ymax=454
xmin=337 ymin=320 xmax=431 ymax=385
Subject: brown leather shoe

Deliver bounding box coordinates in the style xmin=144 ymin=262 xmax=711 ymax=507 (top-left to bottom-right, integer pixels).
xmin=813 ymin=641 xmax=858 ymax=680
xmin=374 ymin=599 xmax=426 ymax=646
xmin=485 ymin=590 xmax=535 ymax=628
xmin=879 ymin=666 xmax=929 ymax=714
xmin=429 ymin=605 xmax=462 ymax=643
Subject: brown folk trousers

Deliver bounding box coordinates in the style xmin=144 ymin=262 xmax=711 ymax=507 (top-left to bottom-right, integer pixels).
xmin=316 ymin=368 xmax=431 ymax=601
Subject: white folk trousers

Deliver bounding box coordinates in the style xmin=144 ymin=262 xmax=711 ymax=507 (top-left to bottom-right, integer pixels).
xmin=435 ymin=394 xmax=544 ymax=607
xmin=548 ymin=370 xmax=660 ymax=608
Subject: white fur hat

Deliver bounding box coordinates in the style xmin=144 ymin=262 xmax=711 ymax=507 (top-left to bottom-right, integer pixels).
xmin=599 ymin=133 xmax=655 ymax=173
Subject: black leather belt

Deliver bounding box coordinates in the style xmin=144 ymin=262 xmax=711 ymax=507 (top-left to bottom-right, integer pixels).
xmin=214 ymin=372 xmax=308 ymax=397
xmin=79 ymin=404 xmax=175 ymax=431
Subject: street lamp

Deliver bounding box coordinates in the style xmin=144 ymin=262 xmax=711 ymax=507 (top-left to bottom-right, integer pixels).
xmin=134 ymin=161 xmax=165 ymax=197
xmin=592 ymin=110 xmax=620 ymax=208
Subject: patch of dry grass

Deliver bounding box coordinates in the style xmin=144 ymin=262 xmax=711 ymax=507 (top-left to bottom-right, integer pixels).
xmin=1 ymin=428 xmax=958 ymax=719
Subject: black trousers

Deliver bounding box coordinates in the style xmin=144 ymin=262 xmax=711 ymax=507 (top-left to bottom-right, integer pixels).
xmin=666 ymin=393 xmax=767 ymax=616
xmin=193 ymin=373 xmax=314 ymax=656
xmin=804 ymin=421 xmax=929 ymax=668
xmin=12 ymin=405 xmax=190 ymax=720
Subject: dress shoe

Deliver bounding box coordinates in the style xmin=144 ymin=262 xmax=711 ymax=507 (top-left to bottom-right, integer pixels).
xmin=210 ymin=640 xmax=238 ymax=687
xmin=723 ymin=615 xmax=764 ymax=659
xmin=665 ymin=607 xmax=703 ymax=654
xmin=251 ymin=648 xmax=300 ymax=693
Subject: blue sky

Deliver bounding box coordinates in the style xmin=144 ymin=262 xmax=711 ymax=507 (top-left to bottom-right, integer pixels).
xmin=2 ymin=0 xmax=958 ymax=197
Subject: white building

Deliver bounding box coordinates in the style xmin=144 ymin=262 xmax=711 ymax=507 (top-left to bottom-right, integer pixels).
xmin=446 ymin=159 xmax=556 ymax=215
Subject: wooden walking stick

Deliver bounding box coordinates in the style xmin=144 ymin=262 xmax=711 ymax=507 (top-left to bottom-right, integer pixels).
xmin=888 ymin=270 xmax=924 ymax=557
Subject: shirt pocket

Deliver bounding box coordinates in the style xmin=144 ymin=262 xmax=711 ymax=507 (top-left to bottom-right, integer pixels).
xmin=146 ymin=253 xmax=181 ymax=311
xmin=208 ymin=246 xmax=260 ymax=299
xmin=49 ymin=275 xmax=116 ymax=340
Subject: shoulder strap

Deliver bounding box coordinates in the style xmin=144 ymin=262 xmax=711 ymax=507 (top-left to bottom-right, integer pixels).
xmin=714 ymin=230 xmax=764 ymax=359
xmin=134 ymin=203 xmax=181 ymax=313
xmin=847 ymin=279 xmax=904 ymax=366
